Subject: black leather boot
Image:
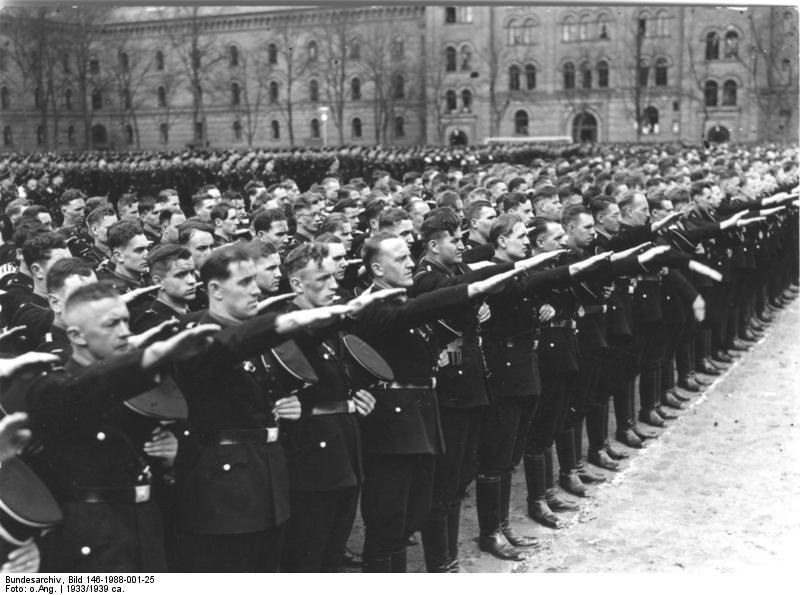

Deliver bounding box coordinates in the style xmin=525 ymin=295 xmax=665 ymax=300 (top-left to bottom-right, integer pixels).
xmin=390 ymin=549 xmax=407 ymax=573
xmin=556 ymin=430 xmax=589 ymax=497
xmin=616 ymin=427 xmax=643 ymax=448
xmin=363 ymin=555 xmax=393 ymax=572
xmin=421 ymin=515 xmax=451 ymax=573
xmin=543 ymin=448 xmax=579 ymax=511
xmin=445 ymin=506 xmax=461 ymax=572
xmin=500 ymin=472 xmax=539 ymax=548
xmin=628 ymin=379 xmax=659 ymax=439
xmin=587 ymin=403 xmax=619 ymax=470
xmin=639 ymin=365 xmax=666 ymax=427
xmin=476 ymin=475 xmax=525 ymax=561
xmin=661 ymin=390 xmax=686 ymax=410
xmin=524 ymin=453 xmax=562 ymax=529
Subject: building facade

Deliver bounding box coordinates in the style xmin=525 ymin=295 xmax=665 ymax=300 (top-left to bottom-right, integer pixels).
xmin=0 ymin=5 xmax=797 ymax=152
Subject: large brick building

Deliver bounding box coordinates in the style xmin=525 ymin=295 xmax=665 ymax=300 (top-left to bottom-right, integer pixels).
xmin=0 ymin=5 xmax=797 ymax=151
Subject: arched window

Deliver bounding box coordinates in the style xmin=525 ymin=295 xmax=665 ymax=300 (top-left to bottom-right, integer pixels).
xmin=562 ymin=15 xmax=575 ymax=42
xmin=233 ymin=120 xmax=242 ymax=141
xmin=310 ymin=118 xmax=320 ymax=138
xmin=394 ymin=116 xmax=405 ymax=138
xmin=461 ymin=89 xmax=472 ymax=112
xmin=579 ymin=14 xmax=591 ymax=40
xmin=509 ymin=65 xmax=521 ymax=91
xmin=119 ymin=52 xmax=129 ymax=74
xmin=36 ymin=125 xmax=44 ymax=146
xmin=309 ymin=79 xmax=319 ymax=102
xmin=67 ymin=125 xmax=75 ymax=146
xmin=159 ymin=123 xmax=168 ymax=144
xmin=655 ymin=57 xmax=668 ymax=86
xmin=563 ymin=62 xmax=575 ymax=89
xmin=525 ymin=64 xmax=536 ymax=90
xmin=704 ymin=80 xmax=718 ymax=106
xmin=352 ymin=117 xmax=362 ymax=138
xmin=157 ymin=86 xmax=167 ymax=108
xmin=643 ymin=106 xmax=659 ymax=134
xmin=3 ymin=126 xmax=12 ymax=147
xmin=445 ymin=46 xmax=457 ymax=72
xmin=784 ymin=11 xmax=795 ymax=35
xmin=269 ymin=81 xmax=279 ymax=104
xmin=597 ymin=60 xmax=609 ymax=88
xmin=270 ymin=120 xmax=280 ymax=140
xmin=597 ymin=14 xmax=611 ymax=40
xmin=780 ymin=59 xmax=791 ymax=85
xmin=231 ymin=82 xmax=241 ymax=106
xmin=706 ymin=32 xmax=719 ymax=60
xmin=124 ymin=124 xmax=134 ymax=144
xmin=392 ymin=73 xmax=404 ymax=99
xmin=514 ymin=110 xmax=529 ymax=135
xmin=523 ymin=18 xmax=537 ymax=44
xmin=445 ymin=90 xmax=457 ymax=112
xmin=155 ymin=50 xmax=165 ymax=71
xmin=722 ymin=80 xmax=737 ymax=105
xmin=0 ymin=87 xmax=9 ymax=110
xmin=508 ymin=19 xmax=521 ymax=45
xmin=460 ymin=46 xmax=472 ymax=71
xmin=350 ymin=39 xmax=360 ymax=60
xmin=91 ymin=89 xmax=102 ymax=110
xmin=724 ymin=31 xmax=739 ymax=58
xmin=351 ymin=77 xmax=361 ymax=100
xmin=229 ymin=45 xmax=239 ymax=67
xmin=580 ymin=61 xmax=592 ymax=89
xmin=655 ymin=11 xmax=669 ymax=37
xmin=65 ymin=88 xmax=72 ymax=110
xmin=391 ymin=37 xmax=405 ymax=60
xmin=638 ymin=61 xmax=649 ymax=87
xmin=268 ymin=43 xmax=278 ymax=65
xmin=308 ymin=40 xmax=318 ymax=61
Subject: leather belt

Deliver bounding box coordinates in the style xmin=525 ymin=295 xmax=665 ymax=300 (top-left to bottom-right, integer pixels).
xmin=502 ymin=338 xmax=539 ymax=350
xmin=636 ymin=274 xmax=661 ymax=282
xmin=583 ymin=305 xmax=607 ymax=314
xmin=197 ymin=427 xmax=280 ymax=445
xmin=68 ymin=485 xmax=152 ymax=504
xmin=387 ymin=378 xmax=436 ymax=390
xmin=543 ymin=319 xmax=577 ymax=329
xmin=308 ymin=400 xmax=357 ymax=416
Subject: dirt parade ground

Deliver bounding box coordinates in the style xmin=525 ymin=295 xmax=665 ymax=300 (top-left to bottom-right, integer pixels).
xmin=348 ymin=298 xmax=800 ymax=572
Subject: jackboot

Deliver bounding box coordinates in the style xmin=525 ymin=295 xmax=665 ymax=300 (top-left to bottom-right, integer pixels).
xmin=628 ymin=379 xmax=658 ymax=439
xmin=556 ymin=429 xmax=589 ymax=497
xmin=666 ymin=387 xmax=692 ymax=403
xmin=362 ymin=556 xmax=393 ymax=573
xmin=574 ymin=424 xmax=608 ymax=483
xmin=500 ymin=472 xmax=539 ymax=548
xmin=661 ymin=390 xmax=686 ymax=410
xmin=476 ymin=475 xmax=526 ymax=561
xmin=543 ymin=448 xmax=579 ymax=511
xmin=638 ymin=367 xmax=666 ymax=427
xmin=677 ymin=375 xmax=702 ymax=392
xmin=446 ymin=506 xmax=461 ymax=571
xmin=586 ymin=404 xmax=619 ymax=470
xmin=421 ymin=515 xmax=451 ymax=573
xmin=524 ymin=453 xmax=562 ymax=529
xmin=390 ymin=549 xmax=407 ymax=573
xmin=602 ymin=402 xmax=629 ymax=459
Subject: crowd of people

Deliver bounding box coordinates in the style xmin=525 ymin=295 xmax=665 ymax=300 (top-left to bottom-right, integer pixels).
xmin=0 ymin=140 xmax=797 ymax=574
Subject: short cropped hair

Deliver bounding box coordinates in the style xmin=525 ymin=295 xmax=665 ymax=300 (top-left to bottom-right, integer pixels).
xmin=107 ymin=220 xmax=144 ymax=253
xmin=283 ymin=242 xmax=329 ymax=278
xmin=199 ymin=243 xmax=253 ymax=286
xmin=488 ymin=213 xmax=522 ymax=247
xmin=420 ymin=207 xmax=460 ymax=244
xmin=46 ymin=257 xmax=95 ymax=294
xmin=63 ymin=280 xmax=120 ymax=317
xmin=22 ymin=231 xmax=67 ymax=268
xmin=147 ymin=244 xmax=193 ymax=279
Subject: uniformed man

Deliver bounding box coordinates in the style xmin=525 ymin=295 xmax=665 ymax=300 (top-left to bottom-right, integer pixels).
xmin=36 ymin=258 xmax=97 ymax=363
xmin=138 ymin=195 xmax=167 ymax=245
xmin=285 ymin=193 xmax=324 ymax=254
xmin=171 ymin=244 xmax=354 ymax=572
xmin=159 ymin=208 xmax=187 ymax=245
xmin=97 ymin=220 xmax=152 ymax=317
xmin=210 ymin=201 xmax=239 ymax=247
xmin=131 ymin=245 xmax=198 ymax=333
xmin=69 ymin=206 xmax=117 ymax=267
xmin=26 ymin=281 xmax=219 ymax=572
xmin=11 ymin=232 xmax=71 ymax=352
xmin=252 ymin=209 xmax=291 ymax=255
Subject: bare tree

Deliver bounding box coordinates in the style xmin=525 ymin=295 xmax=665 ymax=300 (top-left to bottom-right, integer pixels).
xmin=316 ymin=10 xmax=358 ymax=145
xmin=423 ymin=31 xmax=448 ymax=145
xmin=225 ymin=44 xmax=269 ymax=147
xmin=485 ymin=8 xmax=513 ymax=138
xmin=103 ymin=36 xmax=154 ymax=149
xmin=159 ymin=6 xmax=225 ymax=147
xmin=739 ymin=7 xmax=799 ymax=141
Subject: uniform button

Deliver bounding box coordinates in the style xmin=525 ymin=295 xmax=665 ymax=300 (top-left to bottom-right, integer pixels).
xmin=81 ymin=546 xmax=91 ymax=556
xmin=320 ymin=441 xmax=327 ymax=448
xmin=549 ymin=342 xmax=555 ymax=347
xmin=395 ymin=407 xmax=402 ymax=413
xmin=409 ymin=329 xmax=414 ymax=334
xmin=457 ymin=370 xmax=463 ymax=375
xmin=666 ymin=296 xmax=671 ymax=300
xmin=642 ymin=293 xmax=647 ymax=298
xmin=506 ymin=362 xmax=511 ymax=367
xmin=222 ymin=464 xmax=231 ymax=471
xmin=184 ymin=430 xmax=190 ymax=436
xmin=96 ymin=432 xmax=106 ymax=441
xmin=323 ymin=354 xmax=330 ymax=360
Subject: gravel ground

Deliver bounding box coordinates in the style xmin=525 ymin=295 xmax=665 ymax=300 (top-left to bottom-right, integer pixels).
xmin=347 ymin=297 xmax=800 ymax=572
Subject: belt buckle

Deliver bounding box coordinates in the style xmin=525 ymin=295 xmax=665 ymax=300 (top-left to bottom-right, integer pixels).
xmin=570 ymin=320 xmax=577 ymax=330
xmin=135 ymin=485 xmax=151 ymax=503
xmin=602 ymin=304 xmax=608 ymax=314
xmin=267 ymin=427 xmax=279 ymax=442
xmin=347 ymin=399 xmax=356 ymax=414
xmin=533 ymin=340 xmax=539 ymax=350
